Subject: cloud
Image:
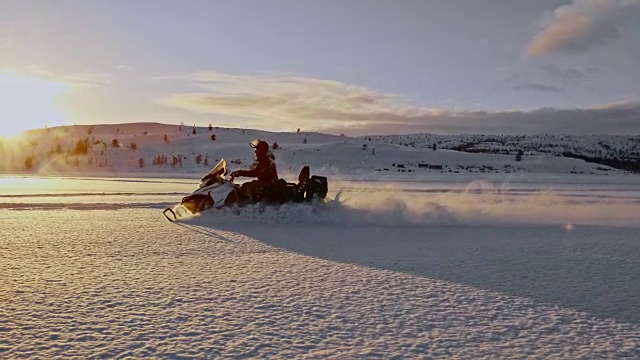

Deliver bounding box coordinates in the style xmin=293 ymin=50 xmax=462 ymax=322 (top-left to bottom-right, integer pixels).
xmin=117 ymin=65 xmax=133 ymax=72
xmin=322 ymin=101 xmax=640 ymax=136
xmin=1 ymin=65 xmax=111 ymax=88
xmin=511 ymin=82 xmax=564 ymax=93
xmin=156 ymin=71 xmax=444 ymax=130
xmin=589 ymin=99 xmax=640 ymax=110
xmin=499 ymin=64 xmax=599 ymax=93
xmin=527 ymin=0 xmax=640 ymax=56
xmin=157 ymin=71 xmax=640 ymax=136
xmin=539 ymin=64 xmax=599 ymax=83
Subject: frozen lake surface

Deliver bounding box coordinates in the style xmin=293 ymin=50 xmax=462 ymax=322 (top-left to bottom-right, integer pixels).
xmin=2 ymin=174 xmax=640 ymax=358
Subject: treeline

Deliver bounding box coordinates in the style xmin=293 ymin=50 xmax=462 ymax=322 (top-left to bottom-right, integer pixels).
xmin=560 ymin=152 xmax=640 ymax=173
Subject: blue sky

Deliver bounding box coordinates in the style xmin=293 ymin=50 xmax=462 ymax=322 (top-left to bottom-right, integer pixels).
xmin=1 ymin=0 xmax=639 ymax=135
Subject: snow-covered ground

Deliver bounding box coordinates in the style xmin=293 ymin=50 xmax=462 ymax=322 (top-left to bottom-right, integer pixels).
xmin=2 ymin=173 xmax=640 ymax=358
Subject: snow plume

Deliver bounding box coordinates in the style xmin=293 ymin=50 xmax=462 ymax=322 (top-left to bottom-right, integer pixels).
xmin=191 ymin=198 xmax=462 ymax=228
xmin=527 ymin=0 xmax=640 ymax=56
xmin=191 ymin=180 xmax=640 ymax=228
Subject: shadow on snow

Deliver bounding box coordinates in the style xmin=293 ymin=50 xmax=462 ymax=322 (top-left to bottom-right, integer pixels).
xmin=183 ymin=199 xmax=640 ymax=325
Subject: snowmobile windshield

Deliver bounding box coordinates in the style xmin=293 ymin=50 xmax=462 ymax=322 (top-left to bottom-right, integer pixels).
xmin=249 ymin=139 xmax=260 ymax=148
xmin=199 ymin=158 xmax=227 ymax=188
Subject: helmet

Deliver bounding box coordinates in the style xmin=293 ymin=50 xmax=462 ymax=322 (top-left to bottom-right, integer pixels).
xmin=249 ymin=139 xmax=269 ymax=154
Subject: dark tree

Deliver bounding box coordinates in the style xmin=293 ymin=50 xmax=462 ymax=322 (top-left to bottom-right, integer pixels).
xmin=74 ymin=138 xmax=89 ymax=155
xmin=25 ymin=156 xmax=34 ymax=170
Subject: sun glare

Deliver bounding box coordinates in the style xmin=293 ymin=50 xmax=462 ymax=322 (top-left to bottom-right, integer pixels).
xmin=0 ymin=73 xmax=67 ymax=138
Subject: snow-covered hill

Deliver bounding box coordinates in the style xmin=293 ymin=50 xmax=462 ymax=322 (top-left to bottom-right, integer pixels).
xmin=0 ymin=122 xmax=634 ymax=178
xmin=363 ymin=133 xmax=640 ymax=173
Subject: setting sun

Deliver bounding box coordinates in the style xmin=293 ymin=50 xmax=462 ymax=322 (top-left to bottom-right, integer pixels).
xmin=0 ymin=72 xmax=67 ymax=138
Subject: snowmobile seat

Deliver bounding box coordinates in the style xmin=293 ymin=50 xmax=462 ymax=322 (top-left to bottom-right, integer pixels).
xmin=261 ymin=178 xmax=306 ymax=203
xmin=261 ymin=179 xmax=289 ymax=203
xmin=251 ymin=165 xmax=322 ymax=204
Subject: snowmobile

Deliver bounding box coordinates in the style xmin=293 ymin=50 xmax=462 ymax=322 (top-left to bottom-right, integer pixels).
xmin=163 ymin=158 xmax=328 ymax=221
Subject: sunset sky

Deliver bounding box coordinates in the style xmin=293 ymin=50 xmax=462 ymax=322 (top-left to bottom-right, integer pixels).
xmin=1 ymin=0 xmax=639 ymax=136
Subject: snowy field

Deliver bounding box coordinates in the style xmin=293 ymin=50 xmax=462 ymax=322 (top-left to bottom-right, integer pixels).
xmin=2 ymin=174 xmax=640 ymax=358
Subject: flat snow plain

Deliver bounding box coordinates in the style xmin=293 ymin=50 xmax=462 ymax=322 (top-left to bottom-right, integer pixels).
xmin=2 ymin=173 xmax=640 ymax=359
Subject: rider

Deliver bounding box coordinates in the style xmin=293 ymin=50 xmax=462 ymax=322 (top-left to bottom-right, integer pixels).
xmin=230 ymin=139 xmax=279 ymax=200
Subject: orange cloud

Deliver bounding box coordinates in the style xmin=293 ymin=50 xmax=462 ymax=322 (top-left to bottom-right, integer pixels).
xmin=527 ymin=0 xmax=640 ymax=56
xmin=156 ymin=71 xmax=445 ymax=131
